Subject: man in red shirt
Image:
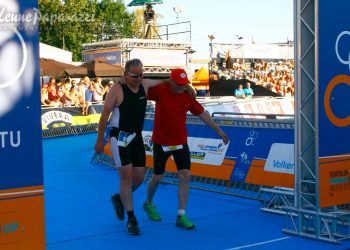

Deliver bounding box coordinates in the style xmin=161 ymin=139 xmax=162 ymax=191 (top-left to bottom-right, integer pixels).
xmin=143 ymin=68 xmax=229 ymax=229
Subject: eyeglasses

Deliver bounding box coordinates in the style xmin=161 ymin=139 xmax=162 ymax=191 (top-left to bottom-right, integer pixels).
xmin=128 ymin=72 xmax=144 ymax=79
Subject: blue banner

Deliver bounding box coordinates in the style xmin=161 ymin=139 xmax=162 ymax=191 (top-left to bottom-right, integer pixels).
xmin=319 ymin=1 xmax=350 ymax=157
xmin=0 ymin=1 xmax=43 ymax=190
xmin=144 ymin=118 xmax=294 ymax=183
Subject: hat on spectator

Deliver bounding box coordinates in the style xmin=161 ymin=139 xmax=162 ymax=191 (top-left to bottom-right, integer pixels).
xmin=170 ymin=68 xmax=190 ymax=85
xmin=108 ymin=80 xmax=114 ymax=85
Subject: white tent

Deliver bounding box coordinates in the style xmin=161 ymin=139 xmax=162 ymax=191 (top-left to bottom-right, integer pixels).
xmin=39 ymin=43 xmax=73 ymax=63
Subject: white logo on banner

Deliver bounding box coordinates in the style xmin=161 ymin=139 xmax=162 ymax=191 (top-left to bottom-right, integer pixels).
xmin=335 ymin=31 xmax=350 ymax=70
xmin=188 ymin=137 xmax=229 ymax=165
xmin=41 ymin=111 xmax=72 ymax=127
xmin=245 ymin=130 xmax=258 ymax=146
xmin=264 ymin=143 xmax=295 ymax=174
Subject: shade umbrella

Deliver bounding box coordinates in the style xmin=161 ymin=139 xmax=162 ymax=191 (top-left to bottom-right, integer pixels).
xmin=81 ymin=60 xmax=124 ymax=77
xmin=127 ymin=0 xmax=163 ymax=7
xmin=40 ymin=58 xmax=87 ymax=77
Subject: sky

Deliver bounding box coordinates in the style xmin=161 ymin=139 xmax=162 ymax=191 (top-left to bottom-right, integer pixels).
xmin=125 ymin=0 xmax=294 ymax=59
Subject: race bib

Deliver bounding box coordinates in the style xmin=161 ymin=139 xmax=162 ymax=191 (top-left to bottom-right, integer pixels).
xmin=117 ymin=131 xmax=136 ymax=147
xmin=162 ymin=145 xmax=183 ymax=152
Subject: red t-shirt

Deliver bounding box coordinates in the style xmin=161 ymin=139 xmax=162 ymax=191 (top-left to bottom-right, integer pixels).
xmin=148 ymin=84 xmax=204 ymax=145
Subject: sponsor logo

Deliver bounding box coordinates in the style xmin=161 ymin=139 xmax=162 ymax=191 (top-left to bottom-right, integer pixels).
xmin=41 ymin=111 xmax=72 ymax=127
xmin=197 ymin=143 xmax=224 ymax=153
xmin=190 ymin=151 xmax=205 ymax=160
xmin=264 ymin=143 xmax=294 ymax=174
xmin=245 ymin=130 xmax=258 ymax=146
xmin=273 ymin=160 xmax=294 ymax=170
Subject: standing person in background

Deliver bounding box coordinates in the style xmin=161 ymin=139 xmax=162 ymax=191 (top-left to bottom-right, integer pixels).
xmin=143 ymin=68 xmax=229 ymax=229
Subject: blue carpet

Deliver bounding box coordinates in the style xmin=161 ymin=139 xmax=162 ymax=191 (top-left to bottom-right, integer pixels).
xmin=44 ymin=133 xmax=350 ymax=250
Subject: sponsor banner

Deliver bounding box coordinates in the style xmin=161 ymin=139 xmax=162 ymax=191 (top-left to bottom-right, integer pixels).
xmin=142 ymin=130 xmax=229 ymax=166
xmin=203 ymin=98 xmax=294 ymax=118
xmin=130 ymin=48 xmax=187 ymax=67
xmin=83 ymin=49 xmax=121 ymax=64
xmin=224 ymin=127 xmax=294 ymax=183
xmin=318 ymin=1 xmax=350 ymax=207
xmin=0 ymin=0 xmax=45 ymax=248
xmin=264 ymin=143 xmax=294 ymax=174
xmin=142 ymin=119 xmax=294 ymax=186
xmin=41 ymin=104 xmax=103 ymax=130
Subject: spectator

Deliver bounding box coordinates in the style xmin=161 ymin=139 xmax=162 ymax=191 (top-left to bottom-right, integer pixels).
xmin=244 ymin=82 xmax=254 ymax=98
xmin=234 ymin=84 xmax=245 ymax=98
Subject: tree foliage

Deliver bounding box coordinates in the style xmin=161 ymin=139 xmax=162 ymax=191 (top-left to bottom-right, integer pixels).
xmin=39 ymin=0 xmax=134 ymax=61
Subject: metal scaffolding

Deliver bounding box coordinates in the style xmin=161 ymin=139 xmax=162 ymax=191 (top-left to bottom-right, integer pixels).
xmin=282 ymin=0 xmax=350 ymax=243
xmin=82 ymin=38 xmax=192 ymax=75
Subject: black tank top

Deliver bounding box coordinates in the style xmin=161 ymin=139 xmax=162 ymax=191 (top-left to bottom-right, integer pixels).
xmin=116 ymin=84 xmax=147 ymax=133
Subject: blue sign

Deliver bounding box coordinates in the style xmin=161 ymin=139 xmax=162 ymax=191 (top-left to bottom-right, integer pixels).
xmin=319 ymin=1 xmax=350 ymax=157
xmin=0 ymin=0 xmax=43 ymax=190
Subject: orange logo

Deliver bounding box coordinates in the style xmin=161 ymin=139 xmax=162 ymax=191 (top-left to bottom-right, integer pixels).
xmin=324 ymin=74 xmax=350 ymax=127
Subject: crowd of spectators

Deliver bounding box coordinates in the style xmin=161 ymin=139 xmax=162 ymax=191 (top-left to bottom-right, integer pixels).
xmin=211 ymin=58 xmax=295 ymax=97
xmin=41 ymin=76 xmax=114 ymax=114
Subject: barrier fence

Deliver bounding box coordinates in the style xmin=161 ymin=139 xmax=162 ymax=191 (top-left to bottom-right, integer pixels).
xmin=42 ymin=103 xmax=350 ymax=242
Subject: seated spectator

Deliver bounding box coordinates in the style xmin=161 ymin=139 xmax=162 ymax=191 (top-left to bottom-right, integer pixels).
xmin=244 ymin=82 xmax=254 ymax=98
xmin=234 ymin=84 xmax=245 ymax=98
xmin=61 ymin=79 xmax=74 ymax=106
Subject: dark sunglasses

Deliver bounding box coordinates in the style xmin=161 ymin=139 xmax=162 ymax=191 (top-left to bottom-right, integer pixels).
xmin=128 ymin=72 xmax=144 ymax=79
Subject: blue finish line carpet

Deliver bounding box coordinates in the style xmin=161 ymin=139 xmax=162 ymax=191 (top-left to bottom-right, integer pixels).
xmin=43 ymin=134 xmax=350 ymax=250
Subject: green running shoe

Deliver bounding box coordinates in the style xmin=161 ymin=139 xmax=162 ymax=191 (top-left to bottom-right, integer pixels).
xmin=176 ymin=214 xmax=195 ymax=229
xmin=143 ymin=202 xmax=161 ymax=221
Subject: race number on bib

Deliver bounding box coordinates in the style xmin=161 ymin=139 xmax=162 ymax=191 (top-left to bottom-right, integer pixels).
xmin=162 ymin=145 xmax=183 ymax=152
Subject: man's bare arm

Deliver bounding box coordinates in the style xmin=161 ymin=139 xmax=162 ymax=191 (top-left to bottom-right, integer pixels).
xmin=95 ymin=84 xmax=121 ymax=154
xmin=198 ymin=111 xmax=229 ymax=144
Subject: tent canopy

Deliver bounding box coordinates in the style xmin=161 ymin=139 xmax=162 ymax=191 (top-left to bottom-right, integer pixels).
xmin=81 ymin=60 xmax=124 ymax=77
xmin=192 ymin=67 xmax=209 ymax=84
xmin=40 ymin=58 xmax=87 ymax=78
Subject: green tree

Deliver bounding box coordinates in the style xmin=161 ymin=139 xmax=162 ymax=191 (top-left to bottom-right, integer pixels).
xmin=39 ymin=0 xmax=134 ymax=61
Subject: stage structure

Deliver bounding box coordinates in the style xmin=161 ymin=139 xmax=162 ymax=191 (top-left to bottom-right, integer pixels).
xmin=82 ymin=39 xmax=193 ymax=76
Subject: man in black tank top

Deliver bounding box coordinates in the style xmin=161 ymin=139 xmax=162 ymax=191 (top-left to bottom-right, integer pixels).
xmin=94 ymin=59 xmax=172 ymax=235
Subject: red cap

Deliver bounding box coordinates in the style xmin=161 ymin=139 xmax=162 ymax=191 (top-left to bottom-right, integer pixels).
xmin=170 ymin=68 xmax=190 ymax=85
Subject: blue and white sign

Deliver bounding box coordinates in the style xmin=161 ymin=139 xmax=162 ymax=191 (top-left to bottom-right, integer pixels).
xmin=318 ymin=1 xmax=350 ymax=157
xmin=0 ymin=0 xmax=43 ymax=190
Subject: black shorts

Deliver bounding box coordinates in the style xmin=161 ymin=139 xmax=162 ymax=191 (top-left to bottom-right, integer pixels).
xmin=153 ymin=143 xmax=191 ymax=175
xmin=110 ymin=128 xmax=145 ymax=168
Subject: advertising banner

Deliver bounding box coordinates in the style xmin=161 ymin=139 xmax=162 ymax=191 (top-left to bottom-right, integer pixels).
xmin=142 ymin=131 xmax=229 ymax=166
xmin=318 ymin=1 xmax=350 ymax=207
xmin=143 ymin=118 xmax=294 ymax=186
xmin=41 ymin=104 xmax=103 ymax=131
xmin=83 ymin=49 xmax=121 ymax=64
xmin=0 ymin=1 xmax=45 ymax=249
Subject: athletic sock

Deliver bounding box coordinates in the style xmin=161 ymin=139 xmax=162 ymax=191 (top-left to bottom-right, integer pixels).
xmin=127 ymin=210 xmax=135 ymax=220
